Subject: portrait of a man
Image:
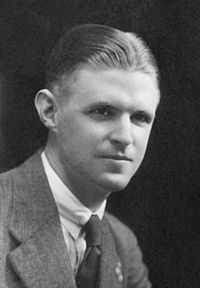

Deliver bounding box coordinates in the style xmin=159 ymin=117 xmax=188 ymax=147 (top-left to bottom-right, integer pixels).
xmin=0 ymin=24 xmax=160 ymax=288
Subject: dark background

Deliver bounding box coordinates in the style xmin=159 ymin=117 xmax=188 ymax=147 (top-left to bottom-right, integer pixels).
xmin=0 ymin=1 xmax=200 ymax=287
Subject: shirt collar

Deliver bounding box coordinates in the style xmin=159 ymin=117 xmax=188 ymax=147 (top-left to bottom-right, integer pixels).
xmin=41 ymin=151 xmax=107 ymax=239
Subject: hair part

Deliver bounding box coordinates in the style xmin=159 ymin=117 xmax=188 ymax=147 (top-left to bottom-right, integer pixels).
xmin=45 ymin=24 xmax=159 ymax=93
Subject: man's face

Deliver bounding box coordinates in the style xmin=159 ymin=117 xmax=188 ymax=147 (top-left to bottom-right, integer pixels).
xmin=54 ymin=67 xmax=159 ymax=193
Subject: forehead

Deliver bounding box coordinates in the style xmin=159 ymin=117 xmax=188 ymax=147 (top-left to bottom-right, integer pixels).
xmin=59 ymin=66 xmax=160 ymax=109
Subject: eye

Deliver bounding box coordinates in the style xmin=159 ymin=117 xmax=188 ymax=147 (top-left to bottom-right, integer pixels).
xmin=131 ymin=111 xmax=153 ymax=125
xmin=87 ymin=105 xmax=117 ymax=120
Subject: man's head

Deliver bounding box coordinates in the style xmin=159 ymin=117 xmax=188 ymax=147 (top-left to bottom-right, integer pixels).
xmin=35 ymin=24 xmax=160 ymax=207
xmin=45 ymin=23 xmax=159 ymax=96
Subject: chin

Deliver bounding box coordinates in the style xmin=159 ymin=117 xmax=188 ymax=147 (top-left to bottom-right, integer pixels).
xmin=97 ymin=174 xmax=132 ymax=192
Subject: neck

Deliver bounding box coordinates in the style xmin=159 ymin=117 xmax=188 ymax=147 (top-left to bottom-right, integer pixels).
xmin=44 ymin=139 xmax=110 ymax=211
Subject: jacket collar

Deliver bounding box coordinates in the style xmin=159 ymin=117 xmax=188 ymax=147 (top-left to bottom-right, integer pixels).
xmin=7 ymin=151 xmax=123 ymax=288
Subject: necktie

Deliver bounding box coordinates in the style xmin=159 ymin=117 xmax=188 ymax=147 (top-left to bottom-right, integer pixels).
xmin=76 ymin=215 xmax=102 ymax=288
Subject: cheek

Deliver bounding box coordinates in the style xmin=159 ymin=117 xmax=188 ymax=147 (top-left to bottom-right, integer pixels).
xmin=57 ymin=114 xmax=110 ymax=156
xmin=135 ymin=128 xmax=152 ymax=152
xmin=58 ymin=122 xmax=97 ymax=156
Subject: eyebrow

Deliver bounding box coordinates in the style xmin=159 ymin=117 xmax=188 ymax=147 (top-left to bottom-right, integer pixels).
xmin=82 ymin=100 xmax=118 ymax=110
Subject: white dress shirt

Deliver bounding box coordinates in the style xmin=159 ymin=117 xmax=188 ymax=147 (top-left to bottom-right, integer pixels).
xmin=41 ymin=152 xmax=106 ymax=275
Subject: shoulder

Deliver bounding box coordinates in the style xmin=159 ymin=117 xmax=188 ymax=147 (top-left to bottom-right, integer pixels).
xmin=0 ymin=162 xmax=25 ymax=250
xmin=0 ymin=166 xmax=19 ymax=203
xmin=0 ymin=151 xmax=41 ymax=203
xmin=104 ymin=212 xmax=142 ymax=264
xmin=105 ymin=212 xmax=138 ymax=248
xmin=0 ymin=161 xmax=25 ymax=220
xmin=0 ymin=157 xmax=28 ymax=193
xmin=0 ymin=150 xmax=41 ymax=185
xmin=105 ymin=212 xmax=151 ymax=288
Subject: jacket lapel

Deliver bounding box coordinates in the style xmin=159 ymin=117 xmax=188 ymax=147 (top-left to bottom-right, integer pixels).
xmin=8 ymin=152 xmax=76 ymax=288
xmin=98 ymin=217 xmax=123 ymax=288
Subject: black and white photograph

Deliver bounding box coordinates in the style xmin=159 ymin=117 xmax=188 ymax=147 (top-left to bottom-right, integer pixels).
xmin=0 ymin=1 xmax=200 ymax=287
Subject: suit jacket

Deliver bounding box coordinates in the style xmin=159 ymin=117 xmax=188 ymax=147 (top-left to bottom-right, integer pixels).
xmin=0 ymin=151 xmax=151 ymax=288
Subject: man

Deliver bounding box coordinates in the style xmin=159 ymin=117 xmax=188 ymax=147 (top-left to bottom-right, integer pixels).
xmin=0 ymin=24 xmax=160 ymax=288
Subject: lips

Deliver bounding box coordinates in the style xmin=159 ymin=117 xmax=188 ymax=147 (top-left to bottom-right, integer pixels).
xmin=98 ymin=154 xmax=133 ymax=162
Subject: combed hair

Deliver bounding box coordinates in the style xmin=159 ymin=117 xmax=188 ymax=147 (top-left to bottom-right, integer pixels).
xmin=45 ymin=24 xmax=159 ymax=90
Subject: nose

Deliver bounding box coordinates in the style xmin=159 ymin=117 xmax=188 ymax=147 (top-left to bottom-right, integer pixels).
xmin=109 ymin=115 xmax=133 ymax=148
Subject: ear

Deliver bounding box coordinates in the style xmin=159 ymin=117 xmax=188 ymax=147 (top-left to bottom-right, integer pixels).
xmin=34 ymin=89 xmax=58 ymax=131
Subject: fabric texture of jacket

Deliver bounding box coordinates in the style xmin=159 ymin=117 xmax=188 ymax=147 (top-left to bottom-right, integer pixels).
xmin=0 ymin=151 xmax=151 ymax=288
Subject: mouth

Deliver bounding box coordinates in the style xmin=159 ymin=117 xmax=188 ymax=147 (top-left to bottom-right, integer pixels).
xmin=99 ymin=154 xmax=133 ymax=162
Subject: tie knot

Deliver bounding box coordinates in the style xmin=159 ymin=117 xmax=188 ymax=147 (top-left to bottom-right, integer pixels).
xmin=84 ymin=215 xmax=102 ymax=247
